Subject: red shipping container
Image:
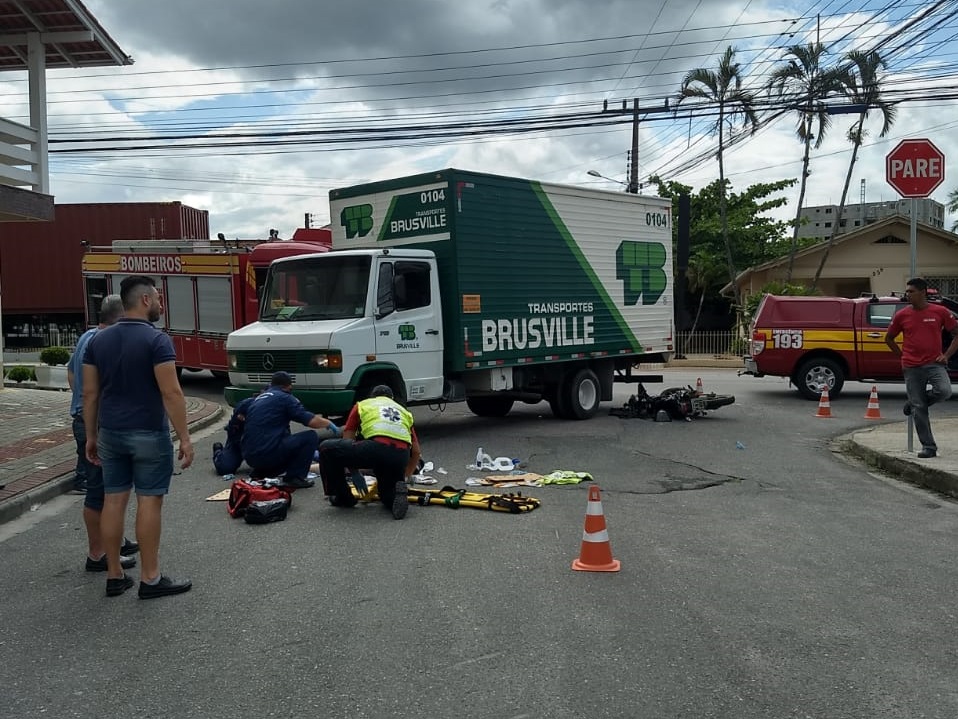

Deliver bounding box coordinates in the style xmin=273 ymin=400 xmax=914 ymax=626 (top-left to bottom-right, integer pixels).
xmin=0 ymin=201 xmax=209 ymax=314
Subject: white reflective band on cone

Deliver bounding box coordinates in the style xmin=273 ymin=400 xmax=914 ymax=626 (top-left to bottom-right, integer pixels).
xmin=585 ymin=503 xmax=605 ymax=515
xmin=581 ymin=529 xmax=610 ymax=542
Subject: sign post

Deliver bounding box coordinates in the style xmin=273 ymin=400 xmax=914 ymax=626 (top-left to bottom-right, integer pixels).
xmin=885 ymin=138 xmax=946 ymax=453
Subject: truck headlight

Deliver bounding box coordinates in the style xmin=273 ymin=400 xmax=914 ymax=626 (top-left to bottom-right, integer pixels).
xmin=311 ymin=351 xmax=342 ymax=371
xmin=227 ymin=353 xmax=238 ymax=369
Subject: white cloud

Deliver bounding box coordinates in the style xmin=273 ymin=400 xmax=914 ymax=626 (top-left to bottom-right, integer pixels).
xmin=10 ymin=0 xmax=954 ymax=237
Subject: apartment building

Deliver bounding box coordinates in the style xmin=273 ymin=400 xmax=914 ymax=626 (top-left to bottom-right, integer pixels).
xmin=796 ymin=198 xmax=946 ymax=240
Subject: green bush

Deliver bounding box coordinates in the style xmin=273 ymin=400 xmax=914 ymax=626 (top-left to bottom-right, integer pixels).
xmin=40 ymin=346 xmax=71 ymax=366
xmin=6 ymin=365 xmax=36 ymax=383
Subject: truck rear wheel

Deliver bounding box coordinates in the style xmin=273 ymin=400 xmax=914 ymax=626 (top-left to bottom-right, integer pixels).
xmin=565 ymin=368 xmax=601 ymax=420
xmin=794 ymin=357 xmax=845 ymax=400
xmin=466 ymin=396 xmax=515 ymax=417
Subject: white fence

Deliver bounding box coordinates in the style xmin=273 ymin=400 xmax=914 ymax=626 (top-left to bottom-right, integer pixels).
xmin=675 ymin=330 xmax=741 ymax=357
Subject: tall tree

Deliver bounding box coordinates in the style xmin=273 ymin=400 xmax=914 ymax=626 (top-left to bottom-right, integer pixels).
xmin=685 ymin=247 xmax=726 ymax=341
xmin=651 ymin=175 xmax=795 ymax=328
xmin=767 ymin=42 xmax=845 ymax=281
xmin=676 ymin=46 xmax=760 ymax=310
xmin=811 ymin=50 xmax=896 ymax=290
xmin=947 ymin=187 xmax=958 ymax=232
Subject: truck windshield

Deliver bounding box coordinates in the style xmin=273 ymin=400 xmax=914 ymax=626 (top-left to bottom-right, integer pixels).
xmin=260 ymin=255 xmax=371 ymax=321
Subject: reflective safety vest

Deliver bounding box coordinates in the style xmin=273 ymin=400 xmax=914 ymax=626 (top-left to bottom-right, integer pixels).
xmin=357 ymin=396 xmax=413 ymax=444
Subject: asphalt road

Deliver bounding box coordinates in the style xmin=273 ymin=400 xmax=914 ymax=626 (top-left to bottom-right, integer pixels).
xmin=2 ymin=369 xmax=957 ymax=718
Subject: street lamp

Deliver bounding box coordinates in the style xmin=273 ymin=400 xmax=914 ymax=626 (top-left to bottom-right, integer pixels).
xmin=587 ymin=169 xmax=628 ymax=188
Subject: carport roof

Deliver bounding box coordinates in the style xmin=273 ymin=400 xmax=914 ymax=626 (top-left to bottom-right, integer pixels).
xmin=0 ymin=0 xmax=131 ymax=71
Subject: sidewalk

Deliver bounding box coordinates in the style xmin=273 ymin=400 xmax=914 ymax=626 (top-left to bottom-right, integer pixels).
xmin=840 ymin=418 xmax=958 ymax=499
xmin=0 ymin=387 xmax=223 ymax=524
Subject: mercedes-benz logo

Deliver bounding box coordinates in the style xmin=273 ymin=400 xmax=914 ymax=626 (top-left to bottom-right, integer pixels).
xmin=262 ymin=353 xmax=275 ymax=370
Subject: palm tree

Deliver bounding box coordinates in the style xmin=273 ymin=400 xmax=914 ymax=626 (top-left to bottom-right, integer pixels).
xmin=811 ymin=50 xmax=896 ymax=290
xmin=948 ymin=188 xmax=958 ymax=232
xmin=767 ymin=42 xmax=846 ymax=282
xmin=676 ymin=46 xmax=759 ymax=310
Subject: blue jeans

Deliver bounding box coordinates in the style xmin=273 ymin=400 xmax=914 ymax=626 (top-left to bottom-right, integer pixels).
xmin=98 ymin=428 xmax=174 ymax=496
xmin=73 ymin=415 xmax=105 ymax=511
xmin=904 ymin=363 xmax=953 ymax=452
xmin=245 ymin=430 xmax=317 ymax=481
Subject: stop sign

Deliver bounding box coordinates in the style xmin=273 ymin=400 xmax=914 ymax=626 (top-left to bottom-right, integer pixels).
xmin=886 ymin=138 xmax=945 ymax=198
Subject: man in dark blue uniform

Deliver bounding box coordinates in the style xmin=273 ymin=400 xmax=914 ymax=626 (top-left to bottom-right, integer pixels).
xmin=240 ymin=371 xmax=340 ymax=488
xmin=212 ymin=395 xmax=255 ymax=475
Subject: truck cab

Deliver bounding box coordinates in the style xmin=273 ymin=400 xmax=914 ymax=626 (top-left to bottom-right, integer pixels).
xmin=226 ymin=249 xmax=443 ymax=415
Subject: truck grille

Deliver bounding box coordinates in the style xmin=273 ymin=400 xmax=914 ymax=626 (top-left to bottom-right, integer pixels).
xmin=234 ymin=350 xmax=313 ymax=375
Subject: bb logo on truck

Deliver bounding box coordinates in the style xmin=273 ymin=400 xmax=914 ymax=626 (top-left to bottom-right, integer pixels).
xmin=615 ymin=241 xmax=667 ymax=305
xmin=341 ymin=204 xmax=374 ymax=238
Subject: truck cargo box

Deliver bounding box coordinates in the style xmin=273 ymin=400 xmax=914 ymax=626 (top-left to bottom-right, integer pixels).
xmin=328 ymin=169 xmax=674 ymax=374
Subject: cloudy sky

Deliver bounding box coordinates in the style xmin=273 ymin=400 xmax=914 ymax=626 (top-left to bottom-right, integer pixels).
xmin=5 ymin=0 xmax=957 ymax=238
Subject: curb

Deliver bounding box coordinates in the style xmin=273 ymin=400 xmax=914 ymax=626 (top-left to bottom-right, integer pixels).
xmin=0 ymin=402 xmax=224 ymax=526
xmin=838 ymin=436 xmax=958 ymax=500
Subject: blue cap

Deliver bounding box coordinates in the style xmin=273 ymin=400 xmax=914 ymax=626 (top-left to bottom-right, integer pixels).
xmin=271 ymin=371 xmax=293 ymax=386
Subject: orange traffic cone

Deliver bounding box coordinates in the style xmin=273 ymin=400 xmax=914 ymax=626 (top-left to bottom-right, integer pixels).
xmin=815 ymin=388 xmax=833 ymax=418
xmin=572 ymin=485 xmax=620 ymax=572
xmin=695 ymin=377 xmax=704 ymax=395
xmin=864 ymin=385 xmax=883 ymax=420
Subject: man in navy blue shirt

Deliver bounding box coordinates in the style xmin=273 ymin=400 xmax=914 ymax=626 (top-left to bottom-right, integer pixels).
xmin=84 ymin=275 xmax=194 ymax=600
xmin=240 ymin=371 xmax=340 ymax=489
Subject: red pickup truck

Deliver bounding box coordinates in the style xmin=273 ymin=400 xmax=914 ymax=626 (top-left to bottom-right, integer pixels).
xmin=741 ymin=293 xmax=958 ymax=399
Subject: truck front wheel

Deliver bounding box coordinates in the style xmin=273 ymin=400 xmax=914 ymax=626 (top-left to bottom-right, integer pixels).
xmin=794 ymin=357 xmax=845 ymax=400
xmin=565 ymin=368 xmax=601 ymax=420
xmin=466 ymin=396 xmax=515 ymax=417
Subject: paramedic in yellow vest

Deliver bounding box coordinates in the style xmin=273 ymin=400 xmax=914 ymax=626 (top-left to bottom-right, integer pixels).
xmin=318 ymin=385 xmax=421 ymax=519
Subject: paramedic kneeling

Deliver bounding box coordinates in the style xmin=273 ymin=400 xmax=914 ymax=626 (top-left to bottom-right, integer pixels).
xmin=241 ymin=371 xmax=340 ymax=489
xmin=319 ymin=385 xmax=421 ymax=520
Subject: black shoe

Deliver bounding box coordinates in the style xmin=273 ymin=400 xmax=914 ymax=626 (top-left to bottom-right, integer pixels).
xmin=281 ymin=476 xmax=315 ymax=490
xmin=106 ymin=574 xmax=135 ymax=597
xmin=86 ymin=553 xmax=136 ymax=572
xmin=903 ymin=402 xmax=913 ymax=416
xmin=328 ymin=494 xmax=358 ymax=508
xmin=212 ymin=441 xmax=224 ymax=455
xmin=917 ymin=448 xmax=937 ymax=459
xmin=391 ymin=481 xmax=409 ymax=520
xmin=120 ymin=537 xmax=139 ymax=556
xmin=138 ymin=575 xmax=192 ymax=600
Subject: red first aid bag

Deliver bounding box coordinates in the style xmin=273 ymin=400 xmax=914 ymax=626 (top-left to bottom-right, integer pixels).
xmin=227 ymin=479 xmax=292 ymax=520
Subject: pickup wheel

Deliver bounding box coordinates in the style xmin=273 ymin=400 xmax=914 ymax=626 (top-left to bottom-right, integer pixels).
xmin=794 ymin=358 xmax=845 ymax=400
xmin=565 ymin=368 xmax=601 ymax=420
xmin=466 ymin=396 xmax=515 ymax=417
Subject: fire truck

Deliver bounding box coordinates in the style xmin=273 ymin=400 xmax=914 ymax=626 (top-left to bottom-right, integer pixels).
xmin=80 ymin=229 xmax=332 ymax=376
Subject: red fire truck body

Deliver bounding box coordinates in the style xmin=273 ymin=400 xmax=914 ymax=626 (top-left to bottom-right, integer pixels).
xmin=80 ymin=232 xmax=331 ymax=374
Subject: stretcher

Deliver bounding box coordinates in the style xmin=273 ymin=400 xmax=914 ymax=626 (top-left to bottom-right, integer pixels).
xmin=349 ymin=479 xmax=540 ymax=513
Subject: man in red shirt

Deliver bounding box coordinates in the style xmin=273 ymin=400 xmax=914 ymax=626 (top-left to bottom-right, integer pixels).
xmin=885 ymin=277 xmax=958 ymax=458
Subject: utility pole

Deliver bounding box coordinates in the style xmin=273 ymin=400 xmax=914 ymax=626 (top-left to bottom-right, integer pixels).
xmin=601 ymin=98 xmax=670 ymax=193
xmin=629 ymin=98 xmax=639 ymax=194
